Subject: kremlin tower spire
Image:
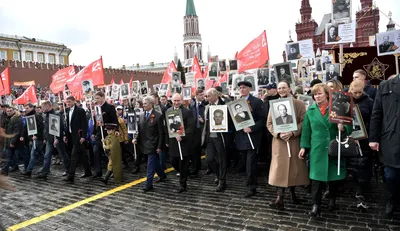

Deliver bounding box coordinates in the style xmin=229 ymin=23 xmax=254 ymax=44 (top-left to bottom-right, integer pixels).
xmin=183 ymin=0 xmax=203 ymax=62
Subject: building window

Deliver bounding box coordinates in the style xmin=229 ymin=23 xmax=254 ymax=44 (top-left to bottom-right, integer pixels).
xmin=13 ymin=51 xmax=20 ymax=61
xmin=37 ymin=53 xmax=44 ymax=63
xmin=60 ymin=56 xmax=65 ymax=64
xmin=0 ymin=50 xmax=6 ymax=60
xmin=25 ymin=52 xmax=33 ymax=62
xmin=49 ymin=54 xmax=55 ymax=64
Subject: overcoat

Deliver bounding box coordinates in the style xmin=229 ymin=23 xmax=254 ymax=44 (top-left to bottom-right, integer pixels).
xmin=300 ymin=103 xmax=352 ymax=182
xmin=267 ymin=98 xmax=309 ymax=187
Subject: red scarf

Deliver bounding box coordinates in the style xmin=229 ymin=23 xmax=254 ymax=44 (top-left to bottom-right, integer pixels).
xmin=318 ymin=101 xmax=329 ymax=116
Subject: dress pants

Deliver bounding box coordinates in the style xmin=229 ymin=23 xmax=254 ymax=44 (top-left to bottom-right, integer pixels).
xmin=190 ymin=127 xmax=202 ymax=174
xmin=93 ymin=140 xmax=105 ymax=174
xmin=68 ymin=142 xmax=91 ymax=178
xmin=206 ymin=137 xmax=227 ymax=184
xmin=384 ymin=166 xmax=400 ymax=203
xmin=238 ymin=149 xmax=258 ymax=191
xmin=171 ymin=156 xmax=190 ymax=188
xmin=311 ymin=180 xmax=339 ymax=205
xmin=146 ymin=153 xmax=166 ymax=188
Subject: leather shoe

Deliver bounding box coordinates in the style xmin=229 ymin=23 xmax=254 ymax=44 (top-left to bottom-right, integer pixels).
xmin=174 ymin=187 xmax=186 ymax=193
xmin=243 ymin=190 xmax=256 ymax=198
xmin=309 ymin=204 xmax=321 ymax=217
xmin=91 ymin=173 xmax=102 ymax=179
xmin=205 ymin=169 xmax=212 ymax=175
xmin=80 ymin=173 xmax=92 ymax=178
xmin=216 ymin=183 xmax=226 ymax=192
xmin=35 ymin=174 xmax=47 ymax=179
xmin=9 ymin=167 xmax=19 ymax=173
xmin=154 ymin=177 xmax=167 ymax=183
xmin=214 ymin=178 xmax=219 ymax=185
xmin=62 ymin=172 xmax=68 ymax=177
xmin=142 ymin=186 xmax=154 ymax=192
xmin=22 ymin=171 xmax=32 ymax=176
xmin=62 ymin=177 xmax=74 ymax=183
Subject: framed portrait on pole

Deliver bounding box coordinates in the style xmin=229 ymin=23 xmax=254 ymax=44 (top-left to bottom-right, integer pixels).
xmin=48 ymin=114 xmax=60 ymax=137
xmin=82 ymin=79 xmax=94 ymax=100
xmin=329 ymin=90 xmax=353 ymax=125
xmin=94 ymin=105 xmax=103 ymax=125
xmin=332 ymin=0 xmax=351 ymax=23
xmin=325 ymin=22 xmax=356 ymax=45
xmin=132 ymin=81 xmax=140 ymax=95
xmin=229 ymin=60 xmax=238 ymax=71
xmin=208 ymin=62 xmax=219 ymax=80
xmin=273 ymin=62 xmax=295 ymax=88
xmin=269 ymin=97 xmax=298 ymax=133
xmin=285 ymin=39 xmax=315 ymax=61
xmin=209 ymin=105 xmax=228 ymax=133
xmin=376 ymin=30 xmax=400 ymax=56
xmin=297 ymin=95 xmax=314 ymax=110
xmin=26 ymin=115 xmax=37 ymax=136
xmin=120 ymin=83 xmax=130 ymax=99
xmin=166 ymin=110 xmax=186 ymax=138
xmin=183 ymin=87 xmax=192 ymax=100
xmin=227 ymin=98 xmax=255 ymax=131
xmin=127 ymin=112 xmax=138 ymax=134
xmin=350 ymin=105 xmax=368 ymax=140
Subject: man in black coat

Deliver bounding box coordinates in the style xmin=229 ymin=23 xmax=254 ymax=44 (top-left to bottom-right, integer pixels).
xmin=63 ymin=96 xmax=91 ymax=183
xmin=22 ymin=104 xmax=45 ymax=176
xmin=92 ymin=91 xmax=118 ymax=177
xmin=133 ymin=96 xmax=166 ymax=192
xmin=189 ymin=89 xmax=207 ymax=177
xmin=165 ymin=93 xmax=195 ymax=193
xmin=35 ymin=101 xmax=70 ymax=179
xmin=235 ymin=81 xmax=266 ymax=198
xmin=369 ymin=74 xmax=400 ymax=218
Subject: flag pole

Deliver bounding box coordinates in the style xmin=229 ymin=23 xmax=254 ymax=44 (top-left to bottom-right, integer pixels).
xmin=395 ymin=54 xmax=399 ymax=75
xmin=178 ymin=140 xmax=183 ymax=160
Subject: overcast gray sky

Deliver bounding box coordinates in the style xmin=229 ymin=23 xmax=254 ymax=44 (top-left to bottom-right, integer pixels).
xmin=0 ymin=0 xmax=398 ymax=67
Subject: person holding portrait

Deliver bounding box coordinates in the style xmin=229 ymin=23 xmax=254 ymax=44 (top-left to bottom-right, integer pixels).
xmin=299 ymin=83 xmax=352 ymax=217
xmin=267 ymin=81 xmax=309 ymax=210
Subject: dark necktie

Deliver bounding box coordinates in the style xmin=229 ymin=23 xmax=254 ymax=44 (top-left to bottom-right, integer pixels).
xmin=145 ymin=111 xmax=150 ymax=120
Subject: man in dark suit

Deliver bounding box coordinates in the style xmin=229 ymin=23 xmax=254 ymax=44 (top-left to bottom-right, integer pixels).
xmin=201 ymin=88 xmax=232 ymax=192
xmin=275 ymin=104 xmax=293 ymax=125
xmin=133 ymin=96 xmax=166 ymax=192
xmin=235 ymin=81 xmax=266 ymax=198
xmin=379 ymin=36 xmax=395 ymax=53
xmin=92 ymin=91 xmax=118 ymax=176
xmin=326 ymin=64 xmax=340 ymax=81
xmin=233 ymin=104 xmax=250 ymax=123
xmin=165 ymin=93 xmax=195 ymax=193
xmin=63 ymin=96 xmax=91 ymax=183
xmin=189 ymin=89 xmax=207 ymax=177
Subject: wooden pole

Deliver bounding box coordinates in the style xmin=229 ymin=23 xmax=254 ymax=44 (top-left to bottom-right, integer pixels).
xmin=395 ymin=54 xmax=399 ymax=75
xmin=339 ymin=44 xmax=344 ymax=77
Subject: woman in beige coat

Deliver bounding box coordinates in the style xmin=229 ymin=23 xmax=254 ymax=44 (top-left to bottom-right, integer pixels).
xmin=267 ymin=81 xmax=310 ymax=210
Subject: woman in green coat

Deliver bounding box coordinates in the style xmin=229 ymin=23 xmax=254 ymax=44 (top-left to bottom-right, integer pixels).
xmin=299 ymin=83 xmax=352 ymax=217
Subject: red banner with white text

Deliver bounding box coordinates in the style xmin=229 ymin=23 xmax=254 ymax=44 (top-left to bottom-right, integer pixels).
xmin=161 ymin=61 xmax=177 ymax=84
xmin=66 ymin=57 xmax=105 ymax=93
xmin=13 ymin=85 xmax=37 ymax=105
xmin=237 ymin=30 xmax=269 ymax=73
xmin=0 ymin=67 xmax=11 ymax=96
xmin=50 ymin=66 xmax=76 ymax=94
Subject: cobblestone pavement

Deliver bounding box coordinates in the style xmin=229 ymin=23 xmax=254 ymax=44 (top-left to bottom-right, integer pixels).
xmin=0 ymin=160 xmax=399 ymax=231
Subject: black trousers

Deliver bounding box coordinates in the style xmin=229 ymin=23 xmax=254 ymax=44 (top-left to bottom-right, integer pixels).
xmin=311 ymin=180 xmax=339 ymax=205
xmin=190 ymin=128 xmax=202 ymax=174
xmin=69 ymin=142 xmax=91 ymax=178
xmin=238 ymin=149 xmax=258 ymax=191
xmin=206 ymin=137 xmax=227 ymax=184
xmin=171 ymin=156 xmax=190 ymax=188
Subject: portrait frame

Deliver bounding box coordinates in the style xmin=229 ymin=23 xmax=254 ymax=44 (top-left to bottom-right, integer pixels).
xmin=227 ymin=98 xmax=255 ymax=131
xmin=325 ymin=22 xmax=356 ymax=45
xmin=297 ymin=95 xmax=314 ymax=110
xmin=229 ymin=59 xmax=238 ymax=71
xmin=329 ymin=90 xmax=354 ymax=125
xmin=153 ymin=84 xmax=160 ymax=93
xmin=209 ymin=105 xmax=228 ymax=133
xmin=26 ymin=115 xmax=37 ymax=136
xmin=166 ymin=110 xmax=186 ymax=138
xmin=208 ymin=62 xmax=219 ymax=79
xmin=273 ymin=62 xmax=295 ymax=88
xmin=230 ymin=73 xmax=244 ymax=96
xmin=376 ymin=30 xmax=400 ymax=56
xmin=183 ymin=87 xmax=192 ymax=100
xmin=331 ymin=0 xmax=352 ymax=23
xmin=324 ymin=63 xmax=341 ymax=81
xmin=81 ymin=79 xmax=94 ymax=100
xmin=49 ymin=114 xmax=60 ymax=137
xmin=171 ymin=72 xmax=182 ymax=94
xmin=185 ymin=72 xmax=195 ymax=88
xmin=132 ymin=81 xmax=140 ymax=95
xmin=269 ymin=97 xmax=298 ymax=133
xmin=269 ymin=69 xmax=277 ymax=84
xmin=120 ymin=83 xmax=130 ymax=99
xmin=285 ymin=39 xmax=315 ymax=61
xmin=127 ymin=112 xmax=138 ymax=134
xmin=257 ymin=68 xmax=270 ymax=86
xmin=196 ymin=78 xmax=205 ymax=90
xmin=219 ymin=60 xmax=227 ymax=72
xmin=321 ymin=55 xmax=334 ymax=71
xmin=350 ymin=105 xmax=368 ymax=140
xmin=159 ymin=83 xmax=169 ymax=96
xmin=111 ymin=84 xmax=120 ymax=100
xmin=94 ymin=105 xmax=103 ymax=124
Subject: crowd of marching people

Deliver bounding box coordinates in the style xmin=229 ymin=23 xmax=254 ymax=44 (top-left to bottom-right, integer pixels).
xmin=0 ymin=69 xmax=399 ymax=219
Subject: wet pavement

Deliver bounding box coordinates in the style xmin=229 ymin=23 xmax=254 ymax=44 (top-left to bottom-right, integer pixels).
xmin=1 ymin=160 xmax=399 ymax=231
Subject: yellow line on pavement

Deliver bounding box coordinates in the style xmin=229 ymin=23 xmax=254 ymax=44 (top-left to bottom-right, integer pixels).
xmin=7 ymin=167 xmax=176 ymax=231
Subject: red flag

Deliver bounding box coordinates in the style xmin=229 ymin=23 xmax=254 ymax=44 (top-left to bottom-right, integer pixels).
xmin=205 ymin=78 xmax=214 ymax=90
xmin=110 ymin=76 xmax=115 ymax=84
xmin=50 ymin=66 xmax=76 ymax=94
xmin=203 ymin=65 xmax=209 ymax=79
xmin=13 ymin=85 xmax=37 ymax=105
xmin=0 ymin=67 xmax=11 ymax=95
xmin=120 ymin=79 xmax=124 ymax=84
xmin=220 ymin=72 xmax=228 ymax=83
xmin=191 ymin=56 xmax=204 ymax=80
xmin=129 ymin=76 xmax=134 ymax=88
xmin=161 ymin=61 xmax=177 ymax=84
xmin=66 ymin=57 xmax=105 ymax=93
xmin=236 ymin=30 xmax=269 ymax=73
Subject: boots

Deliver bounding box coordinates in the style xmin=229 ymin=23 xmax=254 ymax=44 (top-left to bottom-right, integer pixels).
xmin=309 ymin=204 xmax=321 ymax=217
xmin=385 ymin=182 xmax=396 ymax=218
xmin=290 ymin=187 xmax=300 ymax=204
xmin=269 ymin=188 xmax=284 ymax=210
xmin=100 ymin=171 xmax=112 ymax=185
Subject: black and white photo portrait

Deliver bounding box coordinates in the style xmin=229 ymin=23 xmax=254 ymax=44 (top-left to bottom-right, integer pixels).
xmin=274 ymin=104 xmax=293 ymax=125
xmin=227 ymin=98 xmax=255 ymax=131
xmin=49 ymin=114 xmax=60 ymax=137
xmin=141 ymin=81 xmax=149 ymax=95
xmin=329 ymin=90 xmax=353 ymax=125
xmin=315 ymin=58 xmax=323 ymax=72
xmin=166 ymin=110 xmax=185 ymax=138
xmin=127 ymin=113 xmax=137 ymax=134
xmin=196 ymin=78 xmax=205 ymax=90
xmin=208 ymin=62 xmax=219 ymax=78
xmin=286 ymin=43 xmax=300 ymax=61
xmin=257 ymin=68 xmax=270 ymax=86
xmin=322 ymin=55 xmax=333 ymax=70
xmin=132 ymin=81 xmax=140 ymax=94
xmin=111 ymin=84 xmax=120 ymax=100
xmin=332 ymin=0 xmax=351 ymax=22
xmin=183 ymin=87 xmax=191 ymax=100
xmin=229 ymin=60 xmax=238 ymax=71
xmin=269 ymin=97 xmax=298 ymax=133
xmin=269 ymin=70 xmax=276 ymax=83
xmin=297 ymin=95 xmax=314 ymax=110
xmin=376 ymin=30 xmax=400 ymax=56
xmin=379 ymin=35 xmax=395 ymax=54
xmin=82 ymin=80 xmax=94 ymax=99
xmin=231 ymin=74 xmax=244 ymax=92
xmin=274 ymin=63 xmax=293 ymax=84
xmin=172 ymin=72 xmax=182 ymax=93
xmin=351 ymin=105 xmax=368 ymax=140
xmin=26 ymin=115 xmax=37 ymax=136
xmin=219 ymin=60 xmax=227 ymax=72
xmin=325 ymin=63 xmax=340 ymax=81
xmin=153 ymin=84 xmax=160 ymax=93
xmin=220 ymin=82 xmax=229 ymax=95
xmin=94 ymin=105 xmax=103 ymax=124
xmin=209 ymin=105 xmax=228 ymax=132
xmin=243 ymin=75 xmax=256 ymax=92
xmin=120 ymin=83 xmax=130 ymax=99
xmin=327 ymin=24 xmax=339 ymax=43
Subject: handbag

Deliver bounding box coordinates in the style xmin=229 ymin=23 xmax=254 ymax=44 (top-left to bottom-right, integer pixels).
xmin=328 ymin=136 xmax=360 ymax=158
